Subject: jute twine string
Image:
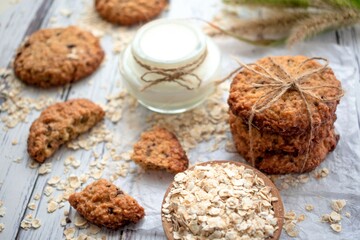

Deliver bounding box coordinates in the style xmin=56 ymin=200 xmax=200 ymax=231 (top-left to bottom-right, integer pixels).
xmin=217 ymin=57 xmax=344 ymax=172
xmin=134 ymin=50 xmax=207 ymax=91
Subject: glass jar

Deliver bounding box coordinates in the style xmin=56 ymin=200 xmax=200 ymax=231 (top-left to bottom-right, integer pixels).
xmin=120 ymin=19 xmax=222 ymax=114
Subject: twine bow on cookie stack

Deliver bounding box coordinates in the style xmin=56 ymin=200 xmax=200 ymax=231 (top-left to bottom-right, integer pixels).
xmin=222 ymin=57 xmax=344 ymax=172
xmin=133 ymin=50 xmax=208 ymax=91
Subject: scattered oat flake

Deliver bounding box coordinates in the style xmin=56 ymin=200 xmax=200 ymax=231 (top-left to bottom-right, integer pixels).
xmin=329 ymin=211 xmax=342 ymax=223
xmin=44 ymin=186 xmax=54 ymax=197
xmin=321 ymin=214 xmax=331 ymax=223
xmin=34 ymin=194 xmax=40 ymax=201
xmin=47 ymin=201 xmax=58 ymax=213
xmin=77 ymin=233 xmax=90 ymax=240
xmin=331 ymin=199 xmax=346 ymax=213
xmin=71 ymin=159 xmax=81 ymax=168
xmin=60 ymin=217 xmax=67 ymax=227
xmin=49 ymin=16 xmax=57 ymax=24
xmin=0 ymin=223 xmax=4 ymax=232
xmin=74 ymin=214 xmax=88 ymax=228
xmin=0 ymin=69 xmax=54 ymax=129
xmin=60 ymin=9 xmax=72 ymax=17
xmin=297 ymin=214 xmax=306 ymax=222
xmin=315 ymin=168 xmax=329 ymax=179
xmin=68 ymin=175 xmax=81 ymax=189
xmin=38 ymin=163 xmax=52 ymax=175
xmin=305 ymin=204 xmax=314 ymax=211
xmin=305 ymin=204 xmax=314 ymax=212
xmin=64 ymin=227 xmax=75 ymax=239
xmin=284 ymin=222 xmax=299 ymax=237
xmin=28 ymin=202 xmax=36 ymax=210
xmin=0 ymin=206 xmax=5 ymax=217
xmin=88 ymin=224 xmax=101 ymax=235
xmin=330 ymin=223 xmax=342 ymax=232
xmin=31 ymin=219 xmax=41 ymax=229
xmin=345 ymin=212 xmax=351 ymax=218
xmin=120 ymin=151 xmax=132 ymax=161
xmin=20 ymin=214 xmax=40 ymax=230
xmin=29 ymin=160 xmax=39 ymax=169
xmin=48 ymin=176 xmax=61 ymax=185
xmin=11 ymin=139 xmax=18 ymax=145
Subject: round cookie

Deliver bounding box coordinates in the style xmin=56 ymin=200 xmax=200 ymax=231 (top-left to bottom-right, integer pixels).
xmin=14 ymin=26 xmax=104 ymax=88
xmin=228 ymin=56 xmax=342 ymax=136
xmin=95 ymin=0 xmax=168 ymax=26
xmin=230 ymin=119 xmax=339 ymax=174
xmin=229 ymin=111 xmax=337 ymax=155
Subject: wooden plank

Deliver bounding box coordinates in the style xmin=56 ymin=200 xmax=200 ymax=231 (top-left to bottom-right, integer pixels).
xmin=0 ymin=0 xmax=55 ymax=67
xmin=0 ymin=0 xmax=67 ymax=238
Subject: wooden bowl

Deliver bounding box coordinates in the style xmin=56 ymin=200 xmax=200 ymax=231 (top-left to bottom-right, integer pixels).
xmin=161 ymin=160 xmax=284 ymax=240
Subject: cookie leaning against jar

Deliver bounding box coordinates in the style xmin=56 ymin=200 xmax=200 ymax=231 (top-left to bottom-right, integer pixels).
xmin=28 ymin=99 xmax=105 ymax=163
xmin=95 ymin=0 xmax=168 ymax=26
xmin=14 ymin=26 xmax=104 ymax=88
xmin=228 ymin=56 xmax=343 ymax=174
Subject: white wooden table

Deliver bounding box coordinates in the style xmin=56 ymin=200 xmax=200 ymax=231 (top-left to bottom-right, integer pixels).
xmin=1 ymin=0 xmax=360 ymax=240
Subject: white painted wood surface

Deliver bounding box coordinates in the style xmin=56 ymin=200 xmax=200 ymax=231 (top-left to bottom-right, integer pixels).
xmin=0 ymin=0 xmax=360 ymax=240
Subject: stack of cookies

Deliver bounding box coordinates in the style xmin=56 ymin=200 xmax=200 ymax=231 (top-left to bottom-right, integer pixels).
xmin=228 ymin=56 xmax=343 ymax=174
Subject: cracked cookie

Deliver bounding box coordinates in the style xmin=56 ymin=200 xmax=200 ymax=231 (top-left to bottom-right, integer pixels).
xmin=69 ymin=179 xmax=145 ymax=229
xmin=131 ymin=126 xmax=188 ymax=173
xmin=28 ymin=99 xmax=104 ymax=162
xmin=95 ymin=0 xmax=168 ymax=26
xmin=14 ymin=26 xmax=104 ymax=88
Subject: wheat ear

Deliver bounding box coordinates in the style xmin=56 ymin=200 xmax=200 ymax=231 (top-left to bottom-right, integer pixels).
xmin=287 ymin=9 xmax=360 ymax=46
xmin=225 ymin=11 xmax=310 ymax=37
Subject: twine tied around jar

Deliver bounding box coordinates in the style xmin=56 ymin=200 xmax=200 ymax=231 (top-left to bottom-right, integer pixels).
xmin=134 ymin=50 xmax=208 ymax=91
xmin=217 ymin=57 xmax=344 ymax=172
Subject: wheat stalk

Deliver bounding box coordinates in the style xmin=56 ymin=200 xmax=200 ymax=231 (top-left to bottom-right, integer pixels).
xmin=287 ymin=9 xmax=360 ymax=46
xmin=224 ymin=11 xmax=310 ymax=37
xmin=223 ymin=0 xmax=310 ymax=8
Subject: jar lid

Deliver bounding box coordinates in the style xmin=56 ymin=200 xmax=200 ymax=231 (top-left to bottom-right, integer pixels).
xmin=131 ymin=19 xmax=207 ymax=68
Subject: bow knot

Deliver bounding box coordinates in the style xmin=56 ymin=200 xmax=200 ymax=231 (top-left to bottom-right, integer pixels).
xmin=222 ymin=56 xmax=344 ymax=172
xmin=134 ymin=50 xmax=208 ymax=91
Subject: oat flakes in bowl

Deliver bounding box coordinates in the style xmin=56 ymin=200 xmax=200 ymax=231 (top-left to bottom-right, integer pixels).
xmin=161 ymin=161 xmax=284 ymax=240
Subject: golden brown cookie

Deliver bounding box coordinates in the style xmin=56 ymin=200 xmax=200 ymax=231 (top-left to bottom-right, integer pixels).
xmin=95 ymin=0 xmax=168 ymax=26
xmin=230 ymin=119 xmax=339 ymax=174
xmin=229 ymin=111 xmax=337 ymax=155
xmin=69 ymin=179 xmax=145 ymax=229
xmin=228 ymin=56 xmax=342 ymax=135
xmin=28 ymin=99 xmax=105 ymax=163
xmin=131 ymin=126 xmax=188 ymax=173
xmin=14 ymin=26 xmax=104 ymax=88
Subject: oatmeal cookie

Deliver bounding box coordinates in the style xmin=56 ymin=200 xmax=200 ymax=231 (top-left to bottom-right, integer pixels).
xmin=69 ymin=179 xmax=145 ymax=229
xmin=14 ymin=26 xmax=104 ymax=88
xmin=228 ymin=56 xmax=342 ymax=135
xmin=95 ymin=0 xmax=168 ymax=26
xmin=231 ymin=124 xmax=339 ymax=174
xmin=28 ymin=99 xmax=104 ymax=162
xmin=131 ymin=126 xmax=188 ymax=173
xmin=229 ymin=111 xmax=337 ymax=155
